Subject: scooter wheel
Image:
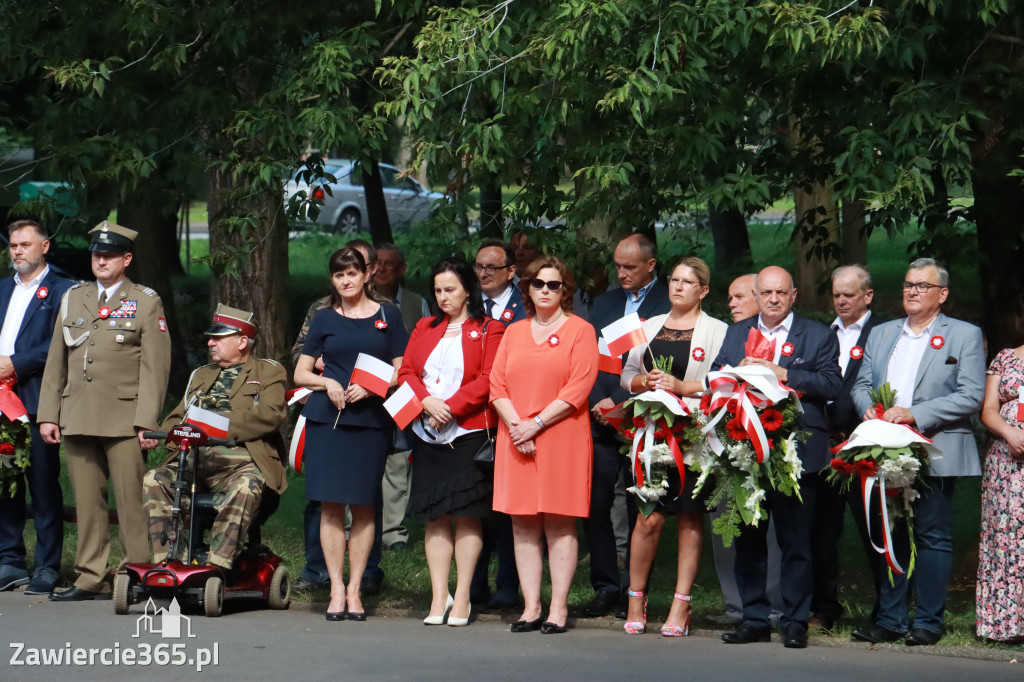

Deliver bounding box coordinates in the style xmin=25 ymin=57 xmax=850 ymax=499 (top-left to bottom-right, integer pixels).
xmin=268 ymin=564 xmax=291 ymax=610
xmin=113 ymin=573 xmax=133 ymax=615
xmin=204 ymin=575 xmax=224 ymax=617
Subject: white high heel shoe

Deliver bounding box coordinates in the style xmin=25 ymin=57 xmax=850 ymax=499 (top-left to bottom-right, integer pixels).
xmin=423 ymin=594 xmax=454 ymax=625
xmin=448 ymin=604 xmax=471 ymax=627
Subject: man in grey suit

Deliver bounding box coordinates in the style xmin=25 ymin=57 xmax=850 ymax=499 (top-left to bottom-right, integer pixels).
xmin=850 ymin=258 xmax=985 ymax=646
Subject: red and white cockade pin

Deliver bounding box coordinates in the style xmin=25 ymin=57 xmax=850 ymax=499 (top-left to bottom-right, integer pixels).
xmin=692 ymin=347 xmax=706 ymax=362
xmin=850 ymin=345 xmax=864 ymax=360
xmin=158 ymin=317 xmax=167 ymax=332
xmin=468 ymin=330 xmax=481 ymax=340
xmin=98 ymin=306 xmax=111 ymax=319
xmin=501 ymin=310 xmax=513 ymax=322
xmin=781 ymin=342 xmax=794 ymax=357
xmin=375 ymin=320 xmax=388 ymax=330
xmin=930 ymin=335 xmax=944 ymax=349
xmin=36 ymin=287 xmax=48 ymax=299
xmin=548 ymin=334 xmax=560 ymax=348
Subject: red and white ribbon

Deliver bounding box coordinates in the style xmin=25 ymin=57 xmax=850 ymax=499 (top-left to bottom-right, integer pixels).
xmin=861 ymin=475 xmax=904 ymax=574
xmin=288 ymin=415 xmax=306 ymax=472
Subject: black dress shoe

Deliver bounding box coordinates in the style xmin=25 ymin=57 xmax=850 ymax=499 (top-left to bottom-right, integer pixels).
xmin=850 ymin=625 xmax=905 ymax=644
xmin=905 ymin=628 xmax=941 ymax=646
xmin=540 ymin=621 xmax=568 ymax=634
xmin=347 ymin=611 xmax=367 ymax=621
xmin=326 ymin=611 xmax=347 ymax=622
xmin=782 ymin=625 xmax=808 ymax=649
xmin=510 ymin=617 xmax=543 ymax=633
xmin=583 ymin=590 xmax=618 ymax=617
xmin=49 ymin=587 xmax=112 ymax=602
xmin=721 ymin=625 xmax=771 ymax=644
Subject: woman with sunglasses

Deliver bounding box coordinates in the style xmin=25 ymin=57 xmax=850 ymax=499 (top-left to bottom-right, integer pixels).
xmin=490 ymin=256 xmax=599 ymax=634
xmin=619 ymin=256 xmax=727 ymax=636
xmin=397 ymin=258 xmax=505 ymax=627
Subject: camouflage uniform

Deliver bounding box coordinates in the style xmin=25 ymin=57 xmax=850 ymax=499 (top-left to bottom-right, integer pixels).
xmin=144 ymin=357 xmax=286 ymax=569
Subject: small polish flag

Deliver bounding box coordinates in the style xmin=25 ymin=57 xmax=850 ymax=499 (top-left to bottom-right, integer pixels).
xmin=186 ymin=406 xmax=230 ymax=439
xmin=600 ymin=402 xmax=627 ymax=431
xmin=350 ymin=353 xmax=395 ymax=397
xmin=286 ymin=387 xmax=312 ymax=405
xmin=598 ymin=338 xmax=622 ymax=375
xmin=601 ymin=313 xmax=648 ymax=357
xmin=289 ymin=414 xmax=306 ymax=473
xmin=384 ymin=382 xmax=424 ymax=430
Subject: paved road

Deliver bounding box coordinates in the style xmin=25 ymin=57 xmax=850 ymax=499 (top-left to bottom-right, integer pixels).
xmin=1 ymin=593 xmax=1019 ymax=681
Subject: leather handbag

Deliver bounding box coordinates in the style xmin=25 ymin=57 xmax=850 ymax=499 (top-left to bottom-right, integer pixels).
xmin=473 ymin=320 xmax=496 ymax=464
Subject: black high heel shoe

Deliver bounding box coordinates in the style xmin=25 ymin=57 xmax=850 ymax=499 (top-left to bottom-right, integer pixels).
xmin=326 ymin=611 xmax=347 ymax=622
xmin=510 ymin=616 xmax=544 ymax=633
xmin=540 ymin=621 xmax=568 ymax=634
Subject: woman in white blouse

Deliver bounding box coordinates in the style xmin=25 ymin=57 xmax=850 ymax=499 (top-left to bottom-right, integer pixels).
xmin=620 ymin=256 xmax=727 ymax=637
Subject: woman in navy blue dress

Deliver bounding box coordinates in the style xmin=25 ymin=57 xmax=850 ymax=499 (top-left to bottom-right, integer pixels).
xmin=294 ymin=247 xmax=408 ymax=621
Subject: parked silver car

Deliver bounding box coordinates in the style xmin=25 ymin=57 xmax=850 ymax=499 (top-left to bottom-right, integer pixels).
xmin=285 ymin=159 xmax=443 ymax=234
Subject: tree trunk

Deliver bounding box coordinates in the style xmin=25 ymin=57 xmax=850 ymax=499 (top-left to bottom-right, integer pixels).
xmin=478 ymin=172 xmax=503 ymax=239
xmin=363 ymin=160 xmax=393 ymax=244
xmin=708 ymin=203 xmax=752 ymax=274
xmin=206 ymin=169 xmax=291 ymax=367
xmin=840 ymin=198 xmax=867 ymax=266
xmin=974 ymin=157 xmax=1024 ymax=358
xmin=792 ymin=179 xmax=839 ymax=307
xmin=119 ymin=179 xmax=191 ymax=393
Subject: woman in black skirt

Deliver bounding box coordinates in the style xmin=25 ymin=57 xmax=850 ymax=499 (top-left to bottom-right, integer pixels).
xmin=397 ymin=258 xmax=505 ymax=627
xmin=294 ymin=247 xmax=408 ymax=621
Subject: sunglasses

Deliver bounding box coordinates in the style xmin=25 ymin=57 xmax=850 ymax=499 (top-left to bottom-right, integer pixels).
xmin=529 ymin=279 xmax=564 ymax=292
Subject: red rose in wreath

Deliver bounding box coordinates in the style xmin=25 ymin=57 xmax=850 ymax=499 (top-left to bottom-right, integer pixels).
xmin=692 ymin=347 xmax=705 ymax=362
xmin=781 ymin=342 xmax=794 ymax=357
xmin=929 ymin=335 xmax=944 ymax=350
xmin=623 ymin=428 xmax=637 ymax=440
xmin=854 ymin=458 xmax=878 ymax=477
xmin=725 ymin=417 xmax=747 ymax=441
xmin=830 ymin=458 xmax=855 ymax=475
xmin=375 ymin=320 xmax=388 ymax=330
xmin=726 ymin=398 xmax=740 ymax=415
xmin=850 ymin=345 xmax=863 ymax=360
xmin=632 ymin=416 xmax=646 ymax=429
xmin=699 ymin=393 xmax=712 ymax=413
xmin=0 ymin=442 xmax=14 ymax=455
xmin=759 ymin=408 xmax=784 ymax=432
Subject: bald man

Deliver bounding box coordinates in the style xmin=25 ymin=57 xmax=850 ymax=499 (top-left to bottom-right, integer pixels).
xmin=727 ymin=274 xmax=759 ymax=322
xmin=711 ymin=266 xmax=841 ymax=649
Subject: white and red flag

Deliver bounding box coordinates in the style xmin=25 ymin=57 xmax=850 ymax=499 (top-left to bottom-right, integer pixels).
xmin=601 ymin=313 xmax=648 ymax=357
xmin=597 ymin=338 xmax=622 ymax=375
xmin=289 ymin=414 xmax=306 ymax=473
xmin=350 ymin=353 xmax=395 ymax=397
xmin=186 ymin=406 xmax=229 ymax=439
xmin=384 ymin=382 xmax=423 ymax=430
xmin=285 ymin=387 xmax=312 ymax=405
xmin=0 ymin=379 xmax=28 ymax=423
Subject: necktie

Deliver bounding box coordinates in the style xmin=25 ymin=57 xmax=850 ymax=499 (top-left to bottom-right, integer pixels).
xmin=484 ymin=299 xmax=495 ymax=318
xmin=99 ymin=291 xmax=108 ymax=305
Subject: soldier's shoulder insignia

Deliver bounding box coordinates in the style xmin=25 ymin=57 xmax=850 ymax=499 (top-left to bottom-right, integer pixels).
xmin=261 ymin=358 xmax=281 ymax=367
xmin=136 ymin=285 xmax=159 ymax=297
xmin=68 ymin=282 xmax=88 ymax=292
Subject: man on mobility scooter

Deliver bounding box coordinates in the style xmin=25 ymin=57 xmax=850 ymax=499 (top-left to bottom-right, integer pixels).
xmin=121 ymin=304 xmax=289 ymax=615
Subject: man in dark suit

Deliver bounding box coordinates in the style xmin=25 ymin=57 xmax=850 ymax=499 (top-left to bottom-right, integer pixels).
xmin=585 ymin=233 xmax=670 ymax=616
xmin=712 ymin=265 xmax=841 ymax=648
xmin=0 ymin=220 xmax=72 ymax=595
xmin=813 ymin=264 xmax=884 ymax=629
xmin=470 ymin=240 xmax=524 ymax=608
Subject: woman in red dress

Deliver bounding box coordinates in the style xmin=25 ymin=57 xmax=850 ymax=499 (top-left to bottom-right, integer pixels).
xmin=490 ymin=256 xmax=599 ymax=634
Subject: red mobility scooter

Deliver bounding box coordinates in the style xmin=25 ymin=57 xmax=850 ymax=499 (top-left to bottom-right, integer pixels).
xmin=113 ymin=423 xmax=291 ymax=616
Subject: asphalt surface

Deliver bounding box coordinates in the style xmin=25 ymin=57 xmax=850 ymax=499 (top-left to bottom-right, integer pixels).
xmin=1 ymin=591 xmax=1020 ymax=681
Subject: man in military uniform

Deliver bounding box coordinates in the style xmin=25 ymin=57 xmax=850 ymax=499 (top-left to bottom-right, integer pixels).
xmin=144 ymin=305 xmax=287 ymax=568
xmin=38 ymin=221 xmax=171 ymax=601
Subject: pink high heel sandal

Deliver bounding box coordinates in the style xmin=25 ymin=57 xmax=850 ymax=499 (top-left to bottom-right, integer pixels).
xmin=623 ymin=588 xmax=647 ymax=635
xmin=661 ymin=593 xmax=691 ymax=637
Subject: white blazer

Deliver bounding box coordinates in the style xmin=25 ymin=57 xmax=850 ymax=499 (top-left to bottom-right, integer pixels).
xmin=621 ymin=310 xmax=728 ymax=411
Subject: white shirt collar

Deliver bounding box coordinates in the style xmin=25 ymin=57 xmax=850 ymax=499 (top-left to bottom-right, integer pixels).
xmin=901 ymin=314 xmax=938 ymax=339
xmin=14 ymin=265 xmax=49 ymax=289
xmin=758 ymin=311 xmax=794 ymax=335
xmin=832 ymin=310 xmax=871 ymax=333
